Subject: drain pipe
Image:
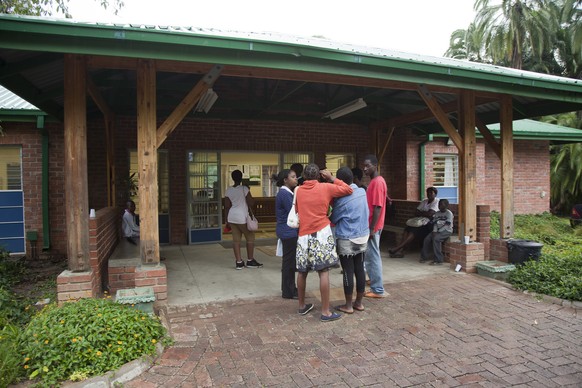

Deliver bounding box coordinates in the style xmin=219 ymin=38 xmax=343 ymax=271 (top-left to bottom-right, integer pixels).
xmin=419 ymin=134 xmax=433 ymax=199
xmin=38 ymin=115 xmax=51 ymax=250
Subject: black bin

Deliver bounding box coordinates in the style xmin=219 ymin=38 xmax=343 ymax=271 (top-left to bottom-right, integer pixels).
xmin=507 ymin=239 xmax=543 ymax=265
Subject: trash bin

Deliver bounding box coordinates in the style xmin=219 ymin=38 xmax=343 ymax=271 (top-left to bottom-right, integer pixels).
xmin=507 ymin=239 xmax=543 ymax=265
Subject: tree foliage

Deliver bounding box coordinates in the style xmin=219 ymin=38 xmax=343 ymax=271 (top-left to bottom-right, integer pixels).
xmin=445 ymin=0 xmax=582 ymax=213
xmin=0 ymin=0 xmax=123 ymax=18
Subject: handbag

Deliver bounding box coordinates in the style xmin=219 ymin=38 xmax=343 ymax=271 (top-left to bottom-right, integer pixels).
xmin=286 ymin=190 xmax=299 ymax=229
xmin=246 ymin=211 xmax=259 ymax=231
xmin=405 ymin=216 xmax=430 ymax=228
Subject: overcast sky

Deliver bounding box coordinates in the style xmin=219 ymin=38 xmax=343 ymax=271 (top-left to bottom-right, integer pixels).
xmin=67 ymin=0 xmax=477 ymax=57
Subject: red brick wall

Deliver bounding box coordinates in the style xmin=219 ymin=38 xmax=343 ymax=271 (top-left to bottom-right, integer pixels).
xmin=113 ymin=116 xmax=371 ymax=244
xmin=4 ymin=116 xmax=551 ymax=255
xmin=88 ymin=207 xmax=120 ymax=294
xmin=0 ymin=122 xmax=67 ymax=255
xmin=419 ymin=138 xmax=550 ymax=214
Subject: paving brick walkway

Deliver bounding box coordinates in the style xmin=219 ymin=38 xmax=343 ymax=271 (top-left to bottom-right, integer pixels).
xmin=126 ymin=273 xmax=581 ymax=387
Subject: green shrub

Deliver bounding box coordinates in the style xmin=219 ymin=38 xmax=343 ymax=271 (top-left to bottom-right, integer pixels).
xmin=0 ymin=323 xmax=22 ymax=388
xmin=490 ymin=212 xmax=582 ymax=301
xmin=0 ymin=248 xmax=25 ymax=289
xmin=0 ymin=287 xmax=34 ymax=327
xmin=19 ymin=298 xmax=170 ymax=386
xmin=508 ymin=253 xmax=582 ymax=301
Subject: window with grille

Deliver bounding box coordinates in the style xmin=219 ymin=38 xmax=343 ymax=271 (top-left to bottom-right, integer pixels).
xmin=433 ymin=154 xmax=458 ymax=187
xmin=325 ymin=153 xmax=355 ymax=175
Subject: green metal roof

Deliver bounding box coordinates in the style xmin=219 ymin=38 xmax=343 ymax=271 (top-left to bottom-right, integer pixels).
xmin=0 ymin=14 xmax=580 ymax=127
xmin=1 ymin=15 xmax=580 ymax=101
xmin=487 ymin=119 xmax=582 ymax=142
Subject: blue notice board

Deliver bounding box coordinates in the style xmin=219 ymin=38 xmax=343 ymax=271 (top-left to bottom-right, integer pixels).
xmin=0 ymin=191 xmax=25 ymax=254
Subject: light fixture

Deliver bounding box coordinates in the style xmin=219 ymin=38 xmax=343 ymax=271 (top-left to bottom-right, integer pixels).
xmin=195 ymin=88 xmax=218 ymax=113
xmin=323 ymin=98 xmax=367 ymax=120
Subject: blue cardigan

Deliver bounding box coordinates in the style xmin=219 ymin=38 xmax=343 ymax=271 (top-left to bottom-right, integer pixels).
xmin=330 ymin=184 xmax=370 ymax=240
xmin=275 ymin=188 xmax=299 ymax=240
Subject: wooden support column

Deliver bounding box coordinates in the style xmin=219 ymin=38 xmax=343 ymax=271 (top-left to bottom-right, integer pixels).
xmin=137 ymin=59 xmax=160 ymax=264
xmin=500 ymin=95 xmax=514 ymax=238
xmin=64 ymin=54 xmax=90 ymax=271
xmin=88 ymin=77 xmax=116 ymax=206
xmin=459 ymin=90 xmax=477 ymax=241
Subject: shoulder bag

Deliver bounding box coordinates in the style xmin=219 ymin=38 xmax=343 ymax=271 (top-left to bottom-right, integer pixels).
xmin=405 ymin=216 xmax=430 ymax=228
xmin=286 ymin=190 xmax=300 ymax=229
xmin=246 ymin=210 xmax=259 ymax=231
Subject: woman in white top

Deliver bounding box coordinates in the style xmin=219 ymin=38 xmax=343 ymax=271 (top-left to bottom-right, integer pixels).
xmin=224 ymin=169 xmax=263 ymax=270
xmin=389 ymin=187 xmax=440 ymax=258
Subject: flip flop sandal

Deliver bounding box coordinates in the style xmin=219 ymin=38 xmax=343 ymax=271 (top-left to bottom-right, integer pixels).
xmin=334 ymin=305 xmax=354 ymax=314
xmin=352 ymin=304 xmax=365 ymax=312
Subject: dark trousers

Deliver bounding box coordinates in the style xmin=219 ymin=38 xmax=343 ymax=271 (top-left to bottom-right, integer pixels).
xmin=281 ymin=237 xmax=298 ymax=298
xmin=340 ymin=252 xmax=366 ymax=296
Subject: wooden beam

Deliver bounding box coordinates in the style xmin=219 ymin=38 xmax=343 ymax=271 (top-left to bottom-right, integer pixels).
xmin=378 ymin=126 xmax=395 ymax=166
xmin=105 ymin=116 xmax=116 ymax=207
xmin=475 ymin=117 xmax=501 ymax=159
xmin=416 ymin=84 xmax=464 ymax=154
xmin=137 ymin=59 xmax=160 ymax=264
xmin=87 ymin=76 xmax=117 ymax=206
xmin=500 ymin=95 xmax=514 ymax=238
xmin=157 ymin=64 xmax=223 ymax=148
xmin=459 ymin=90 xmax=477 ymax=241
xmin=87 ymin=77 xmax=114 ymax=119
xmin=64 ymin=54 xmax=90 ymax=271
xmin=87 ymin=55 xmax=462 ymax=95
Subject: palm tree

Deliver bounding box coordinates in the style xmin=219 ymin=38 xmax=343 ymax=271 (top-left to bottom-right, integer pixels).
xmin=550 ymin=143 xmax=582 ymax=213
xmin=474 ymin=0 xmax=557 ymax=69
xmin=443 ymin=23 xmax=490 ymax=62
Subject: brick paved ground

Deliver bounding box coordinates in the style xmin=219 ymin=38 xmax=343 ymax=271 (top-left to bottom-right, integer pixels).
xmin=126 ymin=273 xmax=581 ymax=387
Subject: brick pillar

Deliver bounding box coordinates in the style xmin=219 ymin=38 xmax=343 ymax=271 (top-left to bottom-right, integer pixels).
xmin=447 ymin=241 xmax=485 ymax=273
xmin=56 ymin=270 xmax=96 ymax=304
xmin=490 ymin=239 xmax=509 ymax=262
xmin=135 ymin=264 xmax=168 ymax=304
xmin=476 ymin=205 xmax=491 ymax=260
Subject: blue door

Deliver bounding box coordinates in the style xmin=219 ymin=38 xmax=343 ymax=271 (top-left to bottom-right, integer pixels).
xmin=0 ymin=191 xmax=25 ymax=254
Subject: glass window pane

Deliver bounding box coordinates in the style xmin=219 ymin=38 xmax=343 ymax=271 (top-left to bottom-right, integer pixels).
xmin=0 ymin=146 xmax=22 ymax=191
xmin=433 ymin=154 xmax=458 ymax=187
xmin=325 ymin=153 xmax=355 ymax=175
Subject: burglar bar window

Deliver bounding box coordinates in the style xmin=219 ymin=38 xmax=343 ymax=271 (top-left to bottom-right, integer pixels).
xmin=433 ymin=155 xmax=458 ymax=187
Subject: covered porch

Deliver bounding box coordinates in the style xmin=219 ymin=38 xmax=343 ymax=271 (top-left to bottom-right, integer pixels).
xmin=0 ymin=15 xmax=580 ymax=306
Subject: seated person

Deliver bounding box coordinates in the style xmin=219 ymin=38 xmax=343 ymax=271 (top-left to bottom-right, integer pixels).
xmin=122 ymin=200 xmax=140 ymax=245
xmin=389 ymin=187 xmax=439 ymax=257
xmin=420 ymin=199 xmax=453 ymax=265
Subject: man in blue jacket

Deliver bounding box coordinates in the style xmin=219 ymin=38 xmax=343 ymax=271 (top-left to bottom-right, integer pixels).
xmin=330 ymin=167 xmax=370 ymax=314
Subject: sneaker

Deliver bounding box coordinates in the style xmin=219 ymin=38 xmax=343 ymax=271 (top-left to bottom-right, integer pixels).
xmin=430 ymin=261 xmax=443 ymax=265
xmin=235 ymin=261 xmax=245 ymax=270
xmin=246 ymin=259 xmax=263 ymax=268
xmin=320 ymin=311 xmax=342 ymax=322
xmin=298 ymin=303 xmax=314 ymax=315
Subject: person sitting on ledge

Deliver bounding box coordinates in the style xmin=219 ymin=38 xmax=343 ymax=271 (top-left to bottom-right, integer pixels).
xmin=389 ymin=187 xmax=439 ymax=258
xmin=122 ymin=200 xmax=140 ymax=245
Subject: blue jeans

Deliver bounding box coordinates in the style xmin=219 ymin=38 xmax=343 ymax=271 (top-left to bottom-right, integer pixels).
xmin=365 ymin=230 xmax=384 ymax=294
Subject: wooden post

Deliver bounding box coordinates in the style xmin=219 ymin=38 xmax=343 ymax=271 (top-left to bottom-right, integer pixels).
xmin=500 ymin=95 xmax=514 ymax=238
xmin=136 ymin=59 xmax=160 ymax=264
xmin=459 ymin=90 xmax=477 ymax=241
xmin=64 ymin=54 xmax=90 ymax=272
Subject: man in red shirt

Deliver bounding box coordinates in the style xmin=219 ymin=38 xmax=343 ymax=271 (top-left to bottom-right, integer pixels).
xmin=363 ymin=155 xmax=387 ymax=298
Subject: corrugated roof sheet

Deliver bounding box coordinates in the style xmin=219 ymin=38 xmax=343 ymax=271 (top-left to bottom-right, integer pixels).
xmin=0 ymin=85 xmax=39 ymax=110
